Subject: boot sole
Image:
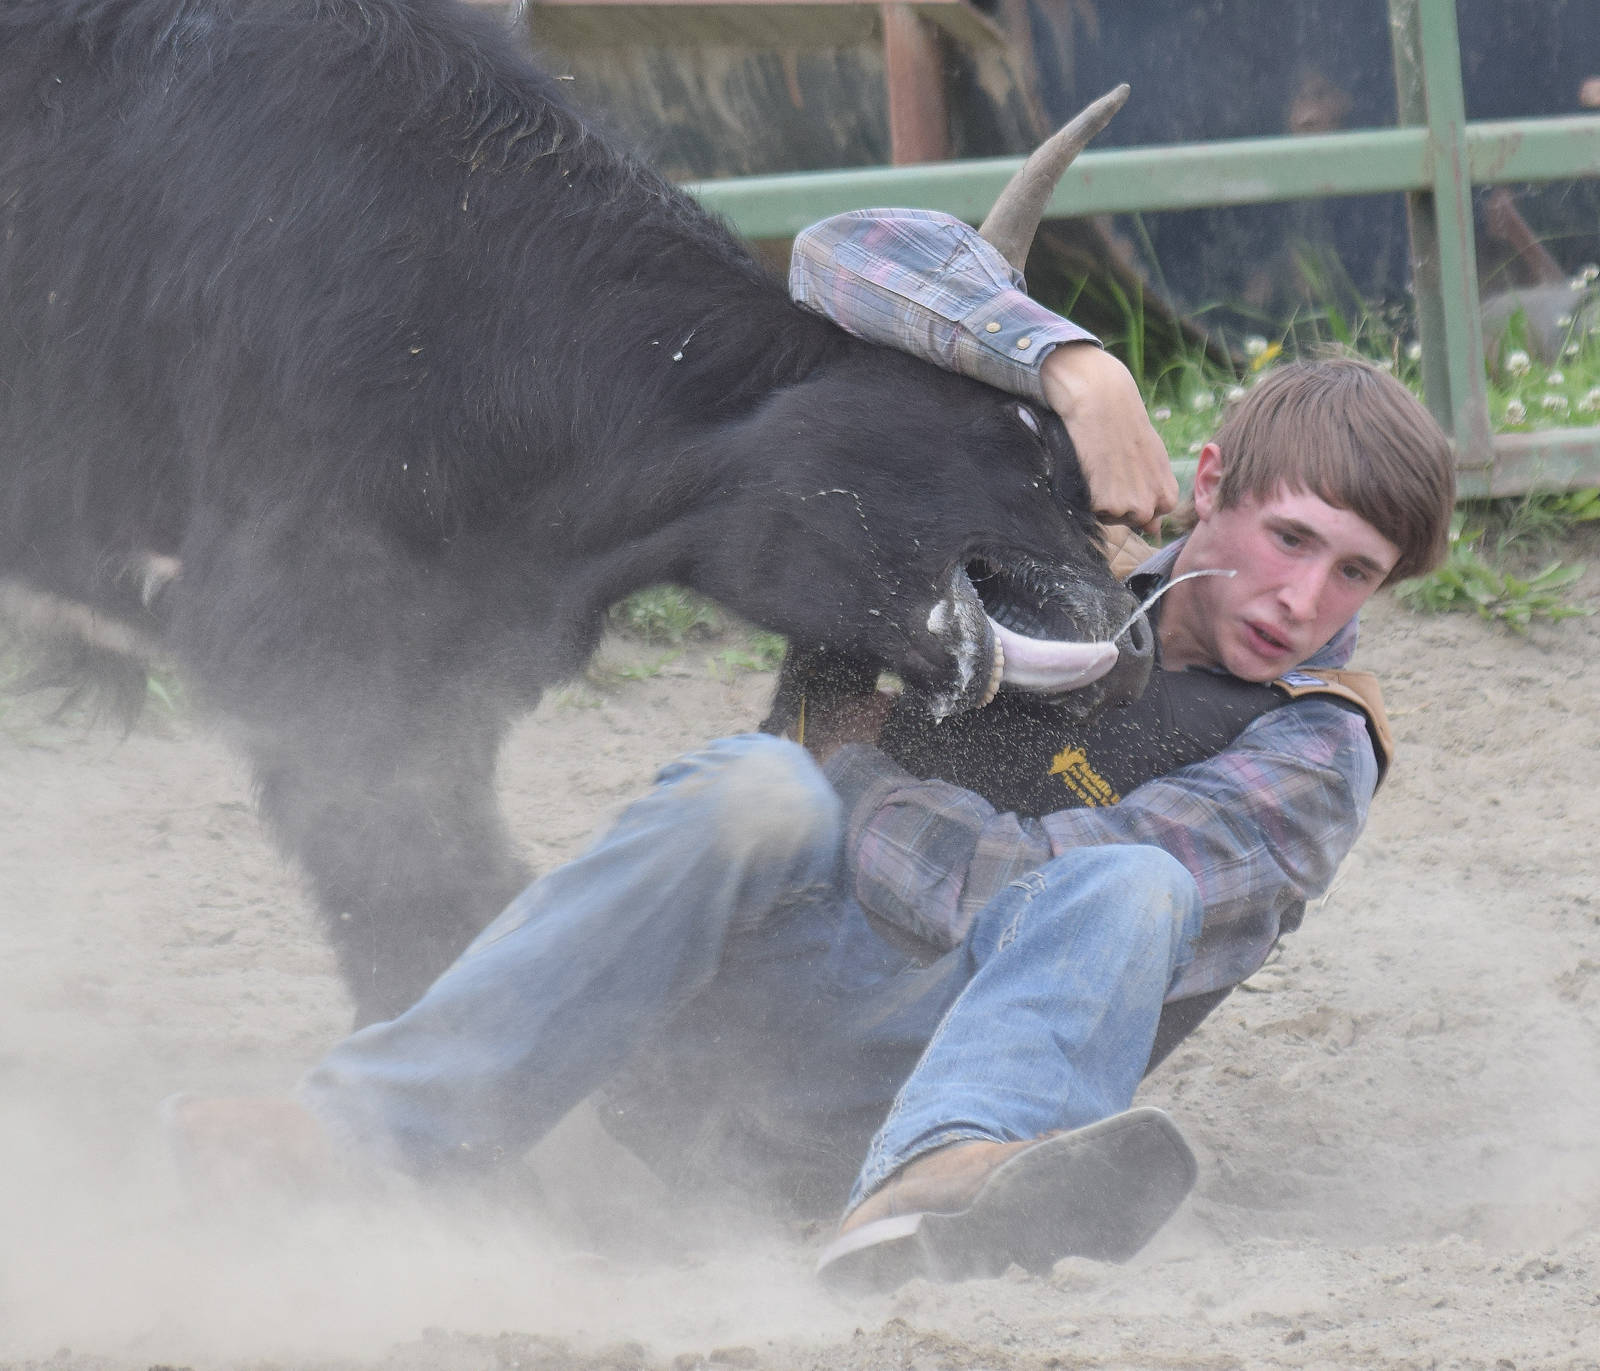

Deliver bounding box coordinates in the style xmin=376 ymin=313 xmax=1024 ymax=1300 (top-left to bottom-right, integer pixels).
xmin=815 ymin=1107 xmax=1197 ymax=1294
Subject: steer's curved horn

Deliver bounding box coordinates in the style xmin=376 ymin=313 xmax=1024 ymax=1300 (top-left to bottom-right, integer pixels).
xmin=978 ymin=83 xmax=1131 ymax=274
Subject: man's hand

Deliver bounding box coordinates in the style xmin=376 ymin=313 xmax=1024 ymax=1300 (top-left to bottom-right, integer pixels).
xmin=801 ymin=690 xmax=898 ymax=764
xmin=1041 ymin=342 xmax=1178 ymax=537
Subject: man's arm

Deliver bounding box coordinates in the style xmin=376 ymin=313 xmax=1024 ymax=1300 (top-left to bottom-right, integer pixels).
xmin=790 ymin=209 xmax=1177 ymax=534
xmin=824 ymin=698 xmax=1379 ymax=1001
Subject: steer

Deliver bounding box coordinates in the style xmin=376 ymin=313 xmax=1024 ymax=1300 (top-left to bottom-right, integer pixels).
xmin=0 ymin=0 xmax=1153 ymax=1023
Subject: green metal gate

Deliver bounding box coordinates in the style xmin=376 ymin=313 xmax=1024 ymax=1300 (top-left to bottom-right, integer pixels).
xmin=687 ymin=0 xmax=1600 ymax=497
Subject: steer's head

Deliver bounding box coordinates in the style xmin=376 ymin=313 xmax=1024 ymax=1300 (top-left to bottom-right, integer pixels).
xmin=723 ymin=354 xmax=1155 ymax=728
xmin=714 ymin=85 xmax=1158 ymax=728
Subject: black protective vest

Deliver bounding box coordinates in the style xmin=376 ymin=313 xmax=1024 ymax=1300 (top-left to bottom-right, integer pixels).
xmin=878 ymin=664 xmax=1301 ymax=818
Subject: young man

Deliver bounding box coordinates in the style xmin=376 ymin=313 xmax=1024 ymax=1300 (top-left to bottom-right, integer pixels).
xmin=169 ymin=213 xmax=1455 ymax=1293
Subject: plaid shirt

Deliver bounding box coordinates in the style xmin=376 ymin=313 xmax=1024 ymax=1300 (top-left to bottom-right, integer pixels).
xmin=789 ymin=208 xmax=1097 ymax=403
xmin=821 ymin=540 xmax=1375 ymax=1003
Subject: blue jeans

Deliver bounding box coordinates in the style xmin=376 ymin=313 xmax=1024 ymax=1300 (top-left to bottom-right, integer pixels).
xmin=300 ymin=735 xmax=1203 ymax=1215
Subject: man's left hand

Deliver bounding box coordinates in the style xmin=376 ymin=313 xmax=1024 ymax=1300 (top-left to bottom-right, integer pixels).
xmin=1041 ymin=343 xmax=1178 ymax=537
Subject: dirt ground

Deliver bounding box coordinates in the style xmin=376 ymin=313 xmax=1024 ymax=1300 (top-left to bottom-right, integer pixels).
xmin=3 ymin=539 xmax=1599 ymax=1371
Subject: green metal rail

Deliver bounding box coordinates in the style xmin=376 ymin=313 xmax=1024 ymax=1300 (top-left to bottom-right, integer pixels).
xmin=687 ymin=0 xmax=1600 ymax=497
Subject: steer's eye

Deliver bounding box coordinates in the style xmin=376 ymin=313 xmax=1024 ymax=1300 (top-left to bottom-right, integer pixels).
xmin=1013 ymin=403 xmax=1054 ymax=485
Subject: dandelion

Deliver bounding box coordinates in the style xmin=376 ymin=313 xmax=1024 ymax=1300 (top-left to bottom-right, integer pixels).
xmin=1548 ymin=371 xmax=1566 ymax=386
xmin=1405 ymin=340 xmax=1423 ymax=362
xmin=1579 ymin=388 xmax=1600 ymax=414
xmin=1542 ymin=392 xmax=1570 ymax=415
xmin=1504 ymin=398 xmax=1527 ymax=423
xmin=1247 ymin=339 xmax=1283 ymax=373
xmin=1190 ymin=391 xmax=1214 ymax=413
xmin=1151 ymin=406 xmax=1172 ymax=422
xmin=1505 ymin=349 xmax=1532 ymax=376
xmin=1243 ymin=335 xmax=1268 ymax=358
xmin=1225 ymin=386 xmax=1246 ymax=403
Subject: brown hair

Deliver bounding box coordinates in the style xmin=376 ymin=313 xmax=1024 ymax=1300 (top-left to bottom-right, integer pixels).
xmin=1187 ymin=357 xmax=1455 ymax=583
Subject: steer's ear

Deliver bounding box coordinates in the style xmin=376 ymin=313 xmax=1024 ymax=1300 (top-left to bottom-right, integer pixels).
xmin=978 ymin=84 xmax=1130 ymax=275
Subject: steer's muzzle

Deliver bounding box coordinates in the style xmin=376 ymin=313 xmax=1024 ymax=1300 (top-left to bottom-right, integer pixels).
xmin=921 ymin=560 xmax=1155 ymax=720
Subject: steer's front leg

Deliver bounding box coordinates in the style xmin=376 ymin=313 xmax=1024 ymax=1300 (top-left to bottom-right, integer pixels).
xmin=248 ymin=705 xmax=529 ymax=1027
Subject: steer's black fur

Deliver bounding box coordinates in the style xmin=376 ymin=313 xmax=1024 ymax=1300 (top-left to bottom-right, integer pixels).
xmin=0 ymin=0 xmax=1139 ymax=1022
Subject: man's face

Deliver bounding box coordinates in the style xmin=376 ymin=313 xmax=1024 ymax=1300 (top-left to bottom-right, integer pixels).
xmin=1164 ymin=443 xmax=1400 ymax=682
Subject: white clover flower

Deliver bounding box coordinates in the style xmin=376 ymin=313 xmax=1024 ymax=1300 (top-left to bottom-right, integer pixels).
xmin=1405 ymin=340 xmax=1423 ymax=362
xmin=1565 ymin=343 xmax=1581 ymax=358
xmin=1187 ymin=439 xmax=1205 ymax=454
xmin=1151 ymin=406 xmax=1172 ymax=422
xmin=1579 ymin=387 xmax=1600 ymax=414
xmin=1542 ymin=392 xmax=1570 ymax=415
xmin=1504 ymin=398 xmax=1527 ymax=423
xmin=1244 ymin=335 xmax=1268 ymax=357
xmin=1548 ymin=370 xmax=1566 ymax=385
xmin=1225 ymin=385 xmax=1246 ymax=403
xmin=1375 ymin=358 xmax=1396 ymax=373
xmin=1505 ymin=349 xmax=1532 ymax=376
xmin=1556 ymin=315 xmax=1575 ymax=330
xmin=1580 ymin=263 xmax=1599 ymax=284
xmin=1190 ymin=391 xmax=1214 ymax=413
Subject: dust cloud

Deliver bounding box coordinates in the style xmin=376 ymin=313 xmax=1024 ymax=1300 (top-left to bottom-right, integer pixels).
xmin=0 ymin=1112 xmax=846 ymax=1366
xmin=3 ymin=590 xmax=1600 ymax=1369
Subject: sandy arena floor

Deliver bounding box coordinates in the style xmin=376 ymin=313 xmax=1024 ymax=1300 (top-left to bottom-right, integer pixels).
xmin=2 ymin=547 xmax=1598 ymax=1371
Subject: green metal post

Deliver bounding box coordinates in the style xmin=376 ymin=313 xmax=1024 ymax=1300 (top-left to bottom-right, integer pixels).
xmin=1389 ymin=0 xmax=1493 ymax=487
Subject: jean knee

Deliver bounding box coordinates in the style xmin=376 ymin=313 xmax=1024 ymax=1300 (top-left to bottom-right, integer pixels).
xmin=1026 ymin=843 xmax=1202 ymax=952
xmin=689 ymin=735 xmax=841 ymax=867
xmin=1117 ymin=844 xmax=1204 ymax=950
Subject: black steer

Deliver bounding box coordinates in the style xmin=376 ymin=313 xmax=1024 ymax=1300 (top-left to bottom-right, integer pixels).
xmin=0 ymin=0 xmax=1151 ymax=1022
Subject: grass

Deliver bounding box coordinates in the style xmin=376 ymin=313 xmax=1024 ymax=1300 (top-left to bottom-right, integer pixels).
xmin=1395 ymin=487 xmax=1600 ymax=629
xmin=710 ymin=632 xmax=786 ymax=678
xmin=1492 ymin=486 xmax=1600 ymax=555
xmin=144 ymin=669 xmax=185 ymax=716
xmin=1086 ymin=242 xmax=1600 ymax=449
xmin=607 ymin=585 xmax=723 ymax=646
xmin=1480 ymin=281 xmax=1600 ymax=431
xmin=604 ymin=585 xmax=785 ymax=683
xmin=1393 ymin=510 xmax=1593 ymax=629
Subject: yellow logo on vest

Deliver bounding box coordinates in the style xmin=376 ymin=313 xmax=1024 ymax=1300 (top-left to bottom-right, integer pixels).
xmin=1050 ymin=745 xmax=1120 ymax=808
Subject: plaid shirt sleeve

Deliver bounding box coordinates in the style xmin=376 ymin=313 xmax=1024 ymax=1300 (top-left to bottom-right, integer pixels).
xmin=789 ymin=209 xmax=1098 ymax=404
xmin=823 ymin=694 xmax=1379 ymax=1003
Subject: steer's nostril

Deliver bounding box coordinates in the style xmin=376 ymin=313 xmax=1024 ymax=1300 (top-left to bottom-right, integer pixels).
xmin=1124 ymin=610 xmax=1154 ymax=661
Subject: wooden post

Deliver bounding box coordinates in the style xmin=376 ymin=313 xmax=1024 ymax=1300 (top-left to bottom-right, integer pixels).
xmin=881 ymin=4 xmax=948 ymax=165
